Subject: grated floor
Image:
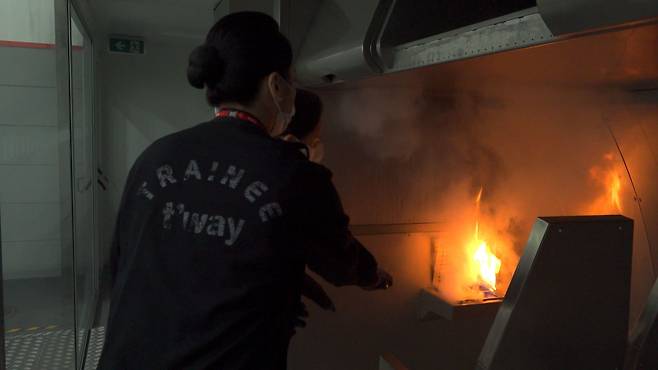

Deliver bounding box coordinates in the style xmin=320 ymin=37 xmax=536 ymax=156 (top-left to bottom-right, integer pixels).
xmin=5 ymin=326 xmax=105 ymax=370
xmin=83 ymin=327 xmax=105 ymax=370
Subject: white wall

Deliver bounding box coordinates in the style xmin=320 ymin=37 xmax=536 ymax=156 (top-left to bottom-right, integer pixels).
xmin=0 ymin=1 xmax=62 ymax=279
xmin=0 ymin=0 xmax=55 ymax=44
xmin=0 ymin=0 xmax=83 ymax=46
xmin=99 ymin=38 xmax=211 ymax=270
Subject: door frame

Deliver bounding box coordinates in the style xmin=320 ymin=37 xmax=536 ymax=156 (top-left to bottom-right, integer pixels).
xmin=55 ymin=0 xmax=100 ymax=367
xmin=68 ymin=1 xmax=100 ymax=368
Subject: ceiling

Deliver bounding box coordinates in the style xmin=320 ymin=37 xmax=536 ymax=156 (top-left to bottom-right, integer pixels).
xmin=88 ymin=0 xmax=218 ymax=43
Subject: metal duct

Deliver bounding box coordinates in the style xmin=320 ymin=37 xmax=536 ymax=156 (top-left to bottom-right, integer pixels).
xmin=290 ymin=0 xmax=658 ymax=86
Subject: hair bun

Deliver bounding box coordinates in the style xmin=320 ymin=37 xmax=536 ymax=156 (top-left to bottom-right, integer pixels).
xmin=187 ymin=44 xmax=225 ymax=89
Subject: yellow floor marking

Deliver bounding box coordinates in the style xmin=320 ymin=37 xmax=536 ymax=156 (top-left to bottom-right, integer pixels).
xmin=7 ymin=325 xmax=61 ymax=333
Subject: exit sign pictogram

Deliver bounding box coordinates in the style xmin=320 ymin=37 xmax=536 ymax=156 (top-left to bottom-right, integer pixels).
xmin=109 ymin=36 xmax=145 ymax=54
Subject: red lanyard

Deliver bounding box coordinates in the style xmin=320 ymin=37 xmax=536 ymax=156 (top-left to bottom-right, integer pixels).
xmin=215 ymin=109 xmax=265 ymax=131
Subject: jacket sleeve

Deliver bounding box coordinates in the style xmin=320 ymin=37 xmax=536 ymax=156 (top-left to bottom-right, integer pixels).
xmin=109 ymin=174 xmax=133 ymax=289
xmin=290 ymin=163 xmax=379 ymax=287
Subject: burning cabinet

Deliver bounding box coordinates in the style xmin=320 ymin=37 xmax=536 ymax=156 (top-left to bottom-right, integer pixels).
xmin=477 ymin=216 xmax=633 ymax=370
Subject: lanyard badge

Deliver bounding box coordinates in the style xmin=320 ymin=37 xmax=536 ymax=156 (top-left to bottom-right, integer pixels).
xmin=215 ymin=109 xmax=265 ymax=130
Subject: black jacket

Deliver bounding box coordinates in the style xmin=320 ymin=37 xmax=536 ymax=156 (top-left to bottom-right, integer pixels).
xmin=98 ymin=116 xmax=378 ymax=370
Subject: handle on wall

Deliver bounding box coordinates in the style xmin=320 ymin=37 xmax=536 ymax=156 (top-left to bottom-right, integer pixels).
xmin=96 ymin=167 xmax=108 ymax=191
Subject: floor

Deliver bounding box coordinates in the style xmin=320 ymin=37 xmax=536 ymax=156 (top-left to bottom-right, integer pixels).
xmin=3 ymin=277 xmax=107 ymax=369
xmin=4 ymin=277 xmax=74 ymax=331
xmin=5 ymin=326 xmax=105 ymax=370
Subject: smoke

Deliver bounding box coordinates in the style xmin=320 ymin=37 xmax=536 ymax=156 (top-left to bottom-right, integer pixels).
xmin=325 ymin=87 xmax=426 ymax=161
xmin=317 ymin=83 xmax=657 ymax=305
xmin=320 ymin=84 xmax=648 ymax=221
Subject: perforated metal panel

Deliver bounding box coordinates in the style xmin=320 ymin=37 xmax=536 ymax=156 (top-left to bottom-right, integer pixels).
xmin=4 ymin=326 xmax=105 ymax=370
xmin=6 ymin=329 xmax=75 ymax=370
xmin=83 ymin=327 xmax=105 ymax=370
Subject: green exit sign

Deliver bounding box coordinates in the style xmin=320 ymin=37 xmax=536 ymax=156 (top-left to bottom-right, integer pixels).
xmin=109 ymin=36 xmax=145 ymax=54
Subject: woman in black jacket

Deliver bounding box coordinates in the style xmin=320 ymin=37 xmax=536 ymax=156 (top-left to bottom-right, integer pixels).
xmin=99 ymin=12 xmax=392 ymax=370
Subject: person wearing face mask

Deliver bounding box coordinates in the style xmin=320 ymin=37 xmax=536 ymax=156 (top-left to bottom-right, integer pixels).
xmin=281 ymin=89 xmax=333 ymax=326
xmin=99 ymin=12 xmax=392 ymax=370
xmin=282 ymin=89 xmax=325 ymax=163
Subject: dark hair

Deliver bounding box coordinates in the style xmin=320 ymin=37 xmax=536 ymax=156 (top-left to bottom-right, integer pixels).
xmin=187 ymin=12 xmax=293 ymax=106
xmin=285 ymin=89 xmax=323 ymax=139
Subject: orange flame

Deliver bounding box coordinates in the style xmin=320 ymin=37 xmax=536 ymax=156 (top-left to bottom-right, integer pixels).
xmin=467 ymin=187 xmax=502 ymax=293
xmin=586 ymin=153 xmax=625 ymax=215
xmin=609 ymin=171 xmax=623 ymax=213
xmin=431 ymin=185 xmax=516 ymax=303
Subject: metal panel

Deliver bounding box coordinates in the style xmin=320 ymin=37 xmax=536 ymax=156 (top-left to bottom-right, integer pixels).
xmin=292 ymin=0 xmax=658 ymax=84
xmin=293 ymin=2 xmax=554 ymax=84
xmin=379 ymin=0 xmax=536 ymax=47
xmin=387 ymin=12 xmax=553 ymax=72
xmin=417 ymin=288 xmax=502 ymax=321
xmin=625 ymin=277 xmax=658 ymax=370
xmin=537 ymin=0 xmax=658 ymax=36
xmin=476 ymin=216 xmax=633 ymax=370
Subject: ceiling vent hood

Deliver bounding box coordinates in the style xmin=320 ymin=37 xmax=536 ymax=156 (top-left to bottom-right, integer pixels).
xmin=289 ymin=0 xmax=658 ymax=86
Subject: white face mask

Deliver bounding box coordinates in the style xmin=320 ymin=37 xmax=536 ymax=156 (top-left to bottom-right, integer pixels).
xmin=270 ymin=76 xmax=296 ymax=137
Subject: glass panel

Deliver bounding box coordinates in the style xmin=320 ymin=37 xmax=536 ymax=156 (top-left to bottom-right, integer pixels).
xmin=0 ymin=0 xmax=76 ymax=369
xmin=70 ymin=5 xmax=97 ymax=367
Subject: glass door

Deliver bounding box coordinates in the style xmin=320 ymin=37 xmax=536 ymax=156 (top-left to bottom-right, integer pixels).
xmin=0 ymin=0 xmax=77 ymax=369
xmin=1 ymin=0 xmax=98 ymax=368
xmin=70 ymin=5 xmax=98 ymax=367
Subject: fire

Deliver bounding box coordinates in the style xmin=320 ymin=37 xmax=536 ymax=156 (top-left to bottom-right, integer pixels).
xmin=473 ymin=241 xmax=501 ymax=292
xmin=431 ymin=152 xmax=626 ymax=304
xmin=610 ymin=172 xmax=622 ymax=212
xmin=430 ymin=184 xmax=515 ymax=303
xmin=586 ymin=153 xmax=625 ymax=215
xmin=466 ymin=188 xmax=502 ymax=295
